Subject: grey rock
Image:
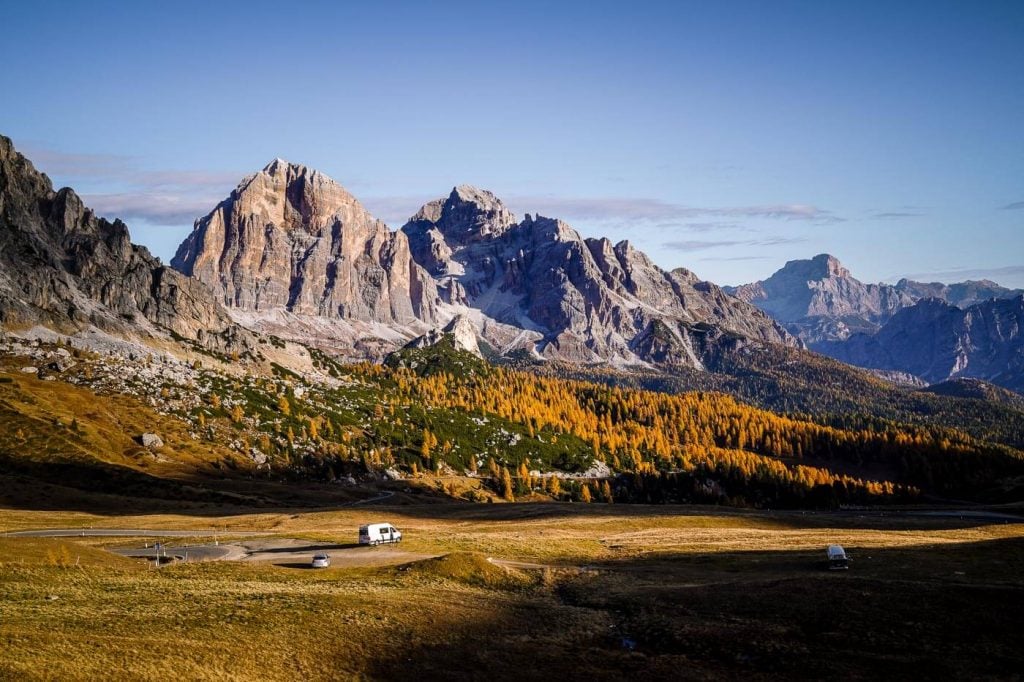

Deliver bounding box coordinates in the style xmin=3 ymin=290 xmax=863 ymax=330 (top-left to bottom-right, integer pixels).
xmin=140 ymin=433 xmax=164 ymax=449
xmin=403 ymin=188 xmax=796 ymax=366
xmin=405 ymin=314 xmax=481 ymax=356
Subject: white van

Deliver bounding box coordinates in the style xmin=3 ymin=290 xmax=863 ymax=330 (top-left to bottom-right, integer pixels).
xmin=359 ymin=523 xmax=402 ymax=546
xmin=827 ymin=544 xmax=849 ymax=570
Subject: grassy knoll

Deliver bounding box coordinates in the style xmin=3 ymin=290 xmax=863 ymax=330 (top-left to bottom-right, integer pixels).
xmin=2 ymin=506 xmax=1023 ymax=680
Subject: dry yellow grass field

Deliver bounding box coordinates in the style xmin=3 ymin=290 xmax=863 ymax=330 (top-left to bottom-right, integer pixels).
xmin=2 ymin=504 xmax=1023 ymax=680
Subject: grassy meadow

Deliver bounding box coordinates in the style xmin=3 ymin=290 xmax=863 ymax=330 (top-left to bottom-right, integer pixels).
xmin=2 ymin=505 xmax=1023 ymax=680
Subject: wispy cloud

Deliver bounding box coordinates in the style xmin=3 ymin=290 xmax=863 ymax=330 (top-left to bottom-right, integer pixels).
xmin=662 ymin=239 xmax=741 ymax=251
xmin=81 ymin=193 xmax=224 ymax=226
xmin=662 ymin=236 xmax=807 ymax=252
xmin=871 ymin=211 xmax=923 ymax=219
xmin=894 ymin=265 xmax=1024 ymax=284
xmin=360 ymin=195 xmax=438 ymax=226
xmin=361 ymin=192 xmax=842 ymax=230
xmin=699 ymin=255 xmax=771 ymax=262
xmin=1001 ymin=201 xmax=1024 ymax=211
xmin=680 ymin=221 xmax=746 ymax=232
xmin=20 ymin=146 xmax=137 ymax=177
xmin=504 ymin=195 xmax=843 ymax=226
xmin=24 ymin=145 xmax=241 ymax=226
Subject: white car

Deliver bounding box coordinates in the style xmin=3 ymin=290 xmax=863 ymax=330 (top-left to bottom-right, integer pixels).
xmin=311 ymin=553 xmax=331 ymax=568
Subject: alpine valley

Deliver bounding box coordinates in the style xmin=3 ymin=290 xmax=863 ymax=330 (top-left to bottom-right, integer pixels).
xmin=2 ymin=133 xmax=1024 ymax=514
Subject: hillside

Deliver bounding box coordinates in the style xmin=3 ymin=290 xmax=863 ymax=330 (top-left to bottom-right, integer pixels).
xmin=817 ymin=296 xmax=1024 ymax=393
xmin=538 ymin=343 xmax=1024 ymax=451
xmin=3 ymin=332 xmax=1024 ymax=511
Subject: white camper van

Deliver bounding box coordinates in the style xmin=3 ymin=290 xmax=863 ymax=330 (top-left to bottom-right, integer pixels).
xmin=827 ymin=544 xmax=849 ymax=570
xmin=359 ymin=523 xmax=402 ymax=546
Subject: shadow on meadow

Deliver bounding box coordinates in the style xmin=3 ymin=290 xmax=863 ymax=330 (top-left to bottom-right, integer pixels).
xmin=362 ymin=536 xmax=1024 ymax=681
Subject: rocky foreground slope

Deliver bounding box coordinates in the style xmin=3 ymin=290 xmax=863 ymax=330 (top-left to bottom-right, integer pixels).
xmin=172 ymin=164 xmax=795 ymax=366
xmin=0 ymin=135 xmax=250 ymax=352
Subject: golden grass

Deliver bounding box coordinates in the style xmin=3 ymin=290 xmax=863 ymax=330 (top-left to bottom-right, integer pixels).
xmin=2 ymin=507 xmax=1023 ymax=680
xmin=0 ymin=367 xmax=245 ymax=476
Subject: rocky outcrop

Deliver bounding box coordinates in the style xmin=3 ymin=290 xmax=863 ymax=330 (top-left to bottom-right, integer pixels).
xmin=405 ymin=314 xmax=481 ymax=356
xmin=0 ymin=135 xmax=248 ymax=352
xmin=818 ymin=296 xmax=1024 ymax=393
xmin=172 ymin=159 xmax=438 ymax=324
xmin=728 ymin=254 xmax=1023 ymax=346
xmin=403 ymin=187 xmax=796 ymax=366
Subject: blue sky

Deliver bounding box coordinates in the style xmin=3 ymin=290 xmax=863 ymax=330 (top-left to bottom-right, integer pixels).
xmin=2 ymin=0 xmax=1022 ymax=287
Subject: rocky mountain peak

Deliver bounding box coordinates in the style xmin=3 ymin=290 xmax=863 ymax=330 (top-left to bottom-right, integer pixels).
xmin=729 ymin=251 xmax=1024 ymax=352
xmin=222 ymin=158 xmax=365 ymax=235
xmin=779 ymin=253 xmax=850 ymax=281
xmin=171 ymin=160 xmax=438 ymax=323
xmin=432 ymin=184 xmax=517 ymax=241
xmin=404 ymin=314 xmax=481 ymax=356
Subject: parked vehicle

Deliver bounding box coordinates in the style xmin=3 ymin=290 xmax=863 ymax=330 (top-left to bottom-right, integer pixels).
xmin=359 ymin=523 xmax=402 ymax=545
xmin=827 ymin=544 xmax=849 ymax=570
xmin=311 ymin=553 xmax=331 ymax=568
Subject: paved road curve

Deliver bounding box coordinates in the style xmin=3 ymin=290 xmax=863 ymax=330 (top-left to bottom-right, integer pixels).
xmin=5 ymin=529 xmax=251 ymax=538
xmin=5 ymin=528 xmax=543 ymax=571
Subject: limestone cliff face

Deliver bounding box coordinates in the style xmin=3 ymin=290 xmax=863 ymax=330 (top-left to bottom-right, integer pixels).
xmin=172 ymin=160 xmax=438 ymax=324
xmin=403 ymin=187 xmax=796 ymax=366
xmin=0 ymin=135 xmax=248 ymax=351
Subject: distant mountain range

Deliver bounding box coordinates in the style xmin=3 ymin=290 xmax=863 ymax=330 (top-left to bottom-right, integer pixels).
xmin=817 ymin=296 xmax=1024 ymax=394
xmin=726 ymin=253 xmax=1022 ymax=344
xmin=727 ymin=254 xmax=1024 ymax=392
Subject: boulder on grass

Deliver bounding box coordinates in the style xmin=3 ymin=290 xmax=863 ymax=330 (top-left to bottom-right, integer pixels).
xmin=139 ymin=433 xmax=164 ymax=449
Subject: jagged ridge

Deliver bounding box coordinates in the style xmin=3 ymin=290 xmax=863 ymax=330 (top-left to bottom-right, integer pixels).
xmin=0 ymin=135 xmax=249 ymax=351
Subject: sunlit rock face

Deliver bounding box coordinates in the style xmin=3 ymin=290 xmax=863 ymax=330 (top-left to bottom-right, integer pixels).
xmin=172 ymin=159 xmax=438 ymax=324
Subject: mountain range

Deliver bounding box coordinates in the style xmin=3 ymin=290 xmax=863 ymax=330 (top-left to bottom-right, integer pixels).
xmin=171 ymin=159 xmax=794 ymax=366
xmin=5 ymin=133 xmax=1024 ymax=511
xmin=727 ymin=254 xmax=1024 ymax=391
xmin=726 ymin=253 xmax=1022 ymax=344
xmin=2 ymin=133 xmax=1022 ymax=396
